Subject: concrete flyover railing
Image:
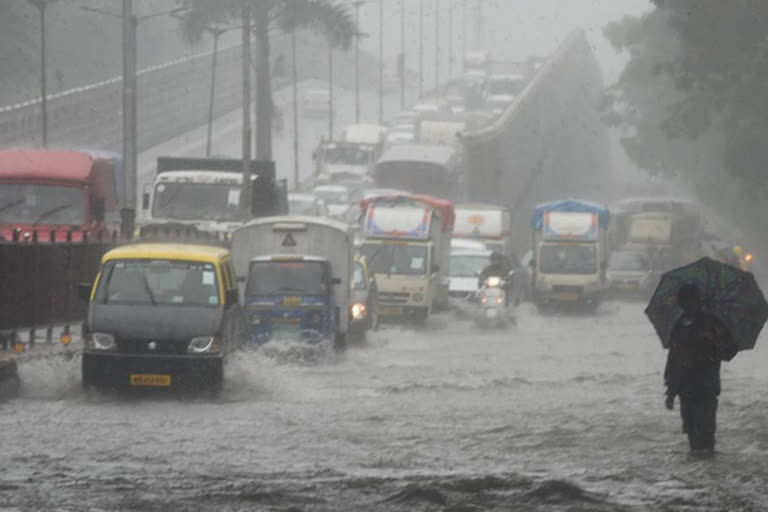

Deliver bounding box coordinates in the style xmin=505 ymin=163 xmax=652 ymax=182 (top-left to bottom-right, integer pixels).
xmin=0 ymin=31 xmax=378 ymax=153
xmin=462 ymin=30 xmax=615 ymax=244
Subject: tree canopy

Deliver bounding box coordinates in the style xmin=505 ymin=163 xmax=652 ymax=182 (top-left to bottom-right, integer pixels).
xmin=605 ymin=1 xmax=768 ymax=198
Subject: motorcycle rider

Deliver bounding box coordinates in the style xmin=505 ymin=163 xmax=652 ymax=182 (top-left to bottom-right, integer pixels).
xmin=478 ymin=251 xmax=515 ymax=303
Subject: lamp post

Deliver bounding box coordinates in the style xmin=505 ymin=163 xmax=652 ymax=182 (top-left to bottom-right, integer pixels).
xmin=418 ymin=0 xmax=424 ymax=97
xmin=27 ymin=0 xmax=49 ymax=147
xmin=205 ymin=26 xmax=238 ymax=156
xmin=399 ymin=0 xmax=406 ymax=109
xmin=241 ymin=4 xmax=252 ymax=216
xmin=447 ymin=0 xmax=454 ymax=79
xmin=328 ymin=42 xmax=334 ymax=140
xmin=353 ymin=1 xmax=364 ymax=123
xmin=80 ymin=2 xmax=187 ymax=235
xmin=434 ymin=0 xmax=440 ymax=90
xmin=378 ymin=0 xmax=384 ymax=124
xmin=291 ymin=29 xmax=300 ymax=190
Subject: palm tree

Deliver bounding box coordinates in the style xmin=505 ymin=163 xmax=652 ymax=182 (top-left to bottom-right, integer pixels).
xmin=178 ymin=0 xmax=357 ymax=160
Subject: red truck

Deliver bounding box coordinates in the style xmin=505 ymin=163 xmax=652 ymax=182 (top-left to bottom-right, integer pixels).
xmin=0 ymin=149 xmax=124 ymax=242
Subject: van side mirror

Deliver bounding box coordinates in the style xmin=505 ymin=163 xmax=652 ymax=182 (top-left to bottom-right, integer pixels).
xmin=78 ymin=282 xmax=93 ymax=302
xmin=225 ymin=288 xmax=239 ymax=305
xmin=142 ymin=192 xmax=150 ymax=210
xmin=332 ymin=277 xmax=342 ymax=285
xmin=93 ymin=198 xmax=105 ymax=222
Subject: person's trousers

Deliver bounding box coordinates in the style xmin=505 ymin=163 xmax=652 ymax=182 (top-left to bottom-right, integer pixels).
xmin=680 ymin=396 xmax=718 ymax=451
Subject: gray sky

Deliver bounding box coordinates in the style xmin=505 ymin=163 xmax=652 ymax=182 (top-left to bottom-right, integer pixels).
xmin=355 ymin=0 xmax=651 ymax=85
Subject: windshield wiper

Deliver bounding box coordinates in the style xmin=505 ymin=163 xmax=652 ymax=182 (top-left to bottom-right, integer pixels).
xmin=141 ymin=273 xmax=158 ymax=306
xmin=32 ymin=204 xmax=72 ymax=226
xmin=0 ymin=199 xmax=25 ymax=215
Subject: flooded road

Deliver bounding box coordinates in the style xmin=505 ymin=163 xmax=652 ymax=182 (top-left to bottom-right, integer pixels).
xmin=4 ymin=301 xmax=768 ymax=511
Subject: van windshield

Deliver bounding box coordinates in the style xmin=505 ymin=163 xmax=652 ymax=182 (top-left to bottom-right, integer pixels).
xmin=96 ymin=260 xmax=220 ymax=306
xmin=247 ymin=261 xmax=329 ymax=296
xmin=152 ymin=182 xmax=243 ymax=222
xmin=0 ymin=184 xmax=86 ymax=225
xmin=323 ymin=146 xmax=371 ymax=166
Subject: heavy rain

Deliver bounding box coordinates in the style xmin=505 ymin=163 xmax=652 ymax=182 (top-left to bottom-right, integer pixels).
xmin=1 ymin=1 xmax=768 ymax=511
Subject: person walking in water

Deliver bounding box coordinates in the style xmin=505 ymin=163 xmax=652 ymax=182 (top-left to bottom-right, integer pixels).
xmin=664 ymin=283 xmax=737 ymax=457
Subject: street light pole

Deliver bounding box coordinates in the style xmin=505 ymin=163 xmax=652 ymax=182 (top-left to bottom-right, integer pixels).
xmin=353 ymin=1 xmax=363 ymax=123
xmin=400 ymin=0 xmax=406 ymax=109
xmin=241 ymin=4 xmax=252 ymax=216
xmin=434 ymin=0 xmax=440 ymax=90
xmin=205 ymin=29 xmax=223 ymax=157
xmin=378 ymin=0 xmax=384 ymax=124
xmin=291 ymin=30 xmax=300 ymax=190
xmin=447 ymin=0 xmax=454 ymax=79
xmin=32 ymin=1 xmax=49 ymax=148
xmin=328 ymin=42 xmax=334 ymax=140
xmin=418 ymin=0 xmax=424 ymax=97
xmin=121 ymin=0 xmax=137 ymax=234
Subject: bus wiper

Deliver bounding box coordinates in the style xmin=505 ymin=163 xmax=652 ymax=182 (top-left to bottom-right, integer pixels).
xmin=141 ymin=273 xmax=158 ymax=306
xmin=32 ymin=204 xmax=72 ymax=226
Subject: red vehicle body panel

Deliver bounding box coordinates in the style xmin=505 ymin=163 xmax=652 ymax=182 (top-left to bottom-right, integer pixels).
xmin=0 ymin=149 xmax=121 ymax=242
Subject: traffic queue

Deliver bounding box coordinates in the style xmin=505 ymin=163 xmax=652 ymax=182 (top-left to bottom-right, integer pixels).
xmin=0 ymin=49 xmax=742 ymax=398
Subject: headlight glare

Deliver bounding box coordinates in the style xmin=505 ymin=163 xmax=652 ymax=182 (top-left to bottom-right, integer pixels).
xmin=351 ymin=303 xmax=367 ymax=319
xmin=188 ymin=336 xmax=217 ymax=353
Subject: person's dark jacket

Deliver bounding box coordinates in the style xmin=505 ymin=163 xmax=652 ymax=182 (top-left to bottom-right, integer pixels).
xmin=665 ymin=311 xmax=737 ymax=398
xmin=478 ymin=261 xmax=511 ymax=288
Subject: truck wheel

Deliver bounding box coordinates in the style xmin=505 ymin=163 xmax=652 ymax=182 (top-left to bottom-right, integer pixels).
xmin=334 ymin=333 xmax=348 ymax=352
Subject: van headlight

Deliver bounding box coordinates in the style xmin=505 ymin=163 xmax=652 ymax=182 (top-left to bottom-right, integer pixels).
xmin=351 ymin=303 xmax=367 ymax=319
xmin=188 ymin=336 xmax=218 ymax=353
xmin=85 ymin=332 xmax=116 ymax=351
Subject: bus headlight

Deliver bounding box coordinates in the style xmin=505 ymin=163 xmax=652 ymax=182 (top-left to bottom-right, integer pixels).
xmin=351 ymin=303 xmax=367 ymax=319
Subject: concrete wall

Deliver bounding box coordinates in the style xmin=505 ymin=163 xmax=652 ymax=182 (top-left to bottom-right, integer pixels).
xmin=462 ymin=31 xmax=615 ymax=247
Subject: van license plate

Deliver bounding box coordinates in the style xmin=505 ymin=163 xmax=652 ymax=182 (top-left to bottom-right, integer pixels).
xmin=380 ymin=306 xmax=403 ymax=316
xmin=130 ymin=374 xmax=172 ymax=387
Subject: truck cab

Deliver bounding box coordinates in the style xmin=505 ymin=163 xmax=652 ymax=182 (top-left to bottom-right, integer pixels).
xmin=0 ymin=149 xmax=122 ymax=242
xmin=358 ymin=194 xmax=454 ymax=323
xmin=231 ymin=216 xmax=352 ymax=350
xmin=531 ymin=200 xmax=610 ymax=310
xmin=141 ymin=157 xmax=286 ymax=237
xmin=313 ymin=140 xmax=378 ymax=185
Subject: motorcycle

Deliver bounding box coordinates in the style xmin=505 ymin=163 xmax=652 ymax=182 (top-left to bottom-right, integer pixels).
xmin=474 ymin=274 xmax=515 ymax=329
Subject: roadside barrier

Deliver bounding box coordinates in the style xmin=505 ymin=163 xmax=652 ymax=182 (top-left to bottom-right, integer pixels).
xmin=0 ymin=232 xmax=116 ymax=352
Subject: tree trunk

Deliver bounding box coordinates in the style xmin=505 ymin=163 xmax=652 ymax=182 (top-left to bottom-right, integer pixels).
xmin=254 ymin=11 xmax=273 ymax=160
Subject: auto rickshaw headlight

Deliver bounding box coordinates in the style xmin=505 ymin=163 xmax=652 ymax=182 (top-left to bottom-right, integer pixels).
xmin=351 ymin=303 xmax=367 ymax=319
xmin=188 ymin=336 xmax=218 ymax=353
xmin=85 ymin=332 xmax=116 ymax=351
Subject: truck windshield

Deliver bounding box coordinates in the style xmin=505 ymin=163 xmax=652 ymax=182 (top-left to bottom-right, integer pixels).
xmin=323 ymin=146 xmax=371 ymax=165
xmin=608 ymin=252 xmax=648 ymax=272
xmin=450 ymin=253 xmax=489 ymax=277
xmin=247 ymin=261 xmax=329 ymax=296
xmin=152 ymin=182 xmax=242 ymax=222
xmin=0 ymin=184 xmax=86 ymax=225
xmin=539 ymin=244 xmax=597 ymax=275
xmin=96 ymin=260 xmax=220 ymax=307
xmin=361 ymin=244 xmax=428 ymax=276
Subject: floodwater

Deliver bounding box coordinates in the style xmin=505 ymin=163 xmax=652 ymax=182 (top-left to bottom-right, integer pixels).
xmin=3 ymin=301 xmax=768 ymax=511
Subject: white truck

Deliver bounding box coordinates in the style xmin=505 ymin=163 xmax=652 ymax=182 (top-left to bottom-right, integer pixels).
xmin=140 ymin=157 xmax=286 ymax=238
xmin=230 ymin=216 xmax=353 ymax=349
xmin=358 ymin=194 xmax=454 ymax=323
xmin=453 ymin=203 xmax=513 ymax=257
xmin=530 ymin=200 xmax=610 ymax=311
xmin=313 ymin=124 xmax=386 ymax=185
